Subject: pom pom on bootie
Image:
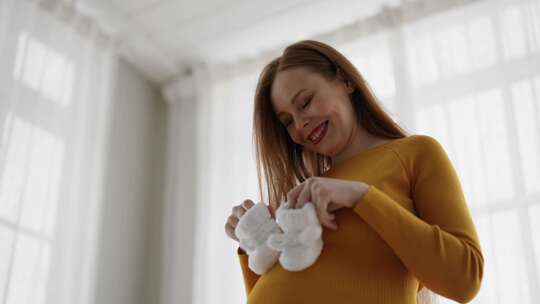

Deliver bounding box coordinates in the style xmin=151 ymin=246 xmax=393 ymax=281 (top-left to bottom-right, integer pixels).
xmin=235 ymin=202 xmax=282 ymax=275
xmin=266 ymin=202 xmax=323 ymax=272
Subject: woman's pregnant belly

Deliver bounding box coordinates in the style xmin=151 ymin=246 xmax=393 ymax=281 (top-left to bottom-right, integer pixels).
xmin=247 ymin=209 xmax=419 ymax=304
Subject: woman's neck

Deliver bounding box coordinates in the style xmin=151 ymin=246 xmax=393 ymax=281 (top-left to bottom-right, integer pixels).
xmin=330 ymin=126 xmax=388 ymax=166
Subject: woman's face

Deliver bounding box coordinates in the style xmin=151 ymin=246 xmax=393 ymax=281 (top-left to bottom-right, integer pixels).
xmin=270 ymin=66 xmax=356 ymax=157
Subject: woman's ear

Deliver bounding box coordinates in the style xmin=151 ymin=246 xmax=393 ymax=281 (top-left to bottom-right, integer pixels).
xmin=337 ymin=69 xmax=354 ymax=94
xmin=345 ymin=81 xmax=354 ymax=94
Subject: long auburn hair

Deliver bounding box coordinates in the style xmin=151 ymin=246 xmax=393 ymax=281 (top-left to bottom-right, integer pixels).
xmin=252 ymin=40 xmax=410 ymax=211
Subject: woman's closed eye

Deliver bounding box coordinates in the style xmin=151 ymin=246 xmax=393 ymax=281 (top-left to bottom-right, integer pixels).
xmin=302 ymin=95 xmax=313 ymax=109
xmin=284 ymin=95 xmax=313 ymax=128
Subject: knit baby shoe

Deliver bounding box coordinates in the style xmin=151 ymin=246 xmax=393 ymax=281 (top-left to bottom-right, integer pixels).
xmin=266 ymin=202 xmax=323 ymax=272
xmin=235 ymin=202 xmax=282 ymax=275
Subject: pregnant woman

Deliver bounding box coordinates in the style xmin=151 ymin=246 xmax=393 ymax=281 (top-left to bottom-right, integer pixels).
xmin=224 ymin=40 xmax=483 ymax=304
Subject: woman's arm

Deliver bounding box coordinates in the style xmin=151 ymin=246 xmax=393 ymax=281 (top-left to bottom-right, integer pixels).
xmin=352 ymin=135 xmax=484 ymax=303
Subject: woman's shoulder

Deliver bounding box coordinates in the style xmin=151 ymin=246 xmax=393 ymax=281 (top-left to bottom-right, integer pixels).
xmin=386 ymin=134 xmax=448 ymax=165
xmin=391 ymin=134 xmax=443 ymax=152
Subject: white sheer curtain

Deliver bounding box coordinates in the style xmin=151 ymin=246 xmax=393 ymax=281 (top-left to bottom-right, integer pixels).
xmin=189 ymin=62 xmax=263 ymax=304
xmin=338 ymin=0 xmax=540 ymax=302
xmin=187 ymin=0 xmax=540 ymax=303
xmin=0 ymin=0 xmax=116 ymax=303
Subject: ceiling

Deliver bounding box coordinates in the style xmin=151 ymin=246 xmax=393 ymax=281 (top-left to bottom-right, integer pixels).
xmin=77 ymin=0 xmax=401 ymax=84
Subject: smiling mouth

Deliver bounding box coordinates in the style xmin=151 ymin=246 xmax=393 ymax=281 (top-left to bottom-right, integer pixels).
xmin=308 ymin=121 xmax=329 ymax=144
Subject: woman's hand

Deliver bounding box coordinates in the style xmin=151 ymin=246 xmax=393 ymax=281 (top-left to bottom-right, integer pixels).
xmin=286 ymin=177 xmax=370 ymax=230
xmin=224 ymin=199 xmax=255 ymax=242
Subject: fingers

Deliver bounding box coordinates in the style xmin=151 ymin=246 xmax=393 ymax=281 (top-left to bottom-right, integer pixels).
xmin=225 ymin=199 xmax=255 ymax=242
xmin=287 ymin=182 xmax=306 ymax=208
xmin=233 ymin=199 xmax=254 ymax=218
xmin=232 ymin=205 xmax=246 ymax=218
xmin=225 ymin=216 xmax=238 ymax=242
xmin=317 ymin=200 xmax=337 ymax=230
xmin=228 ymin=214 xmax=239 ymax=226
xmin=286 ymin=179 xmax=338 ymax=230
xmin=321 ymin=217 xmax=337 ymax=230
xmin=294 ymin=183 xmax=312 ymax=209
xmin=242 ymin=199 xmax=255 ymax=210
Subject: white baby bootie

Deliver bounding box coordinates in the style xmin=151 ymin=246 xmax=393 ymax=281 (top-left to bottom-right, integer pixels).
xmin=266 ymin=202 xmax=323 ymax=272
xmin=235 ymin=202 xmax=282 ymax=275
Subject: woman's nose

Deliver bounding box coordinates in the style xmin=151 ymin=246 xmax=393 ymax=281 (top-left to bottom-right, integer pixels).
xmin=294 ymin=116 xmax=310 ymax=133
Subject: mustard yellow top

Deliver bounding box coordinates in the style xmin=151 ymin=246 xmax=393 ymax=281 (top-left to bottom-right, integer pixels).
xmin=237 ymin=134 xmax=484 ymax=303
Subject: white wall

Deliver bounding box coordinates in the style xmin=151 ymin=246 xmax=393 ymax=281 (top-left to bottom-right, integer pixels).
xmin=160 ymin=73 xmax=200 ymax=304
xmin=94 ymin=58 xmax=166 ymax=304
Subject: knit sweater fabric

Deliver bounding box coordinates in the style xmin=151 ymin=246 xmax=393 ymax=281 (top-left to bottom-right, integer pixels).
xmin=237 ymin=134 xmax=484 ymax=303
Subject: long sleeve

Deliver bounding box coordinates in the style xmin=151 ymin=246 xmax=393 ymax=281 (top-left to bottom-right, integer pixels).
xmin=352 ymin=135 xmax=484 ymax=303
xmin=237 ymin=247 xmax=261 ymax=296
